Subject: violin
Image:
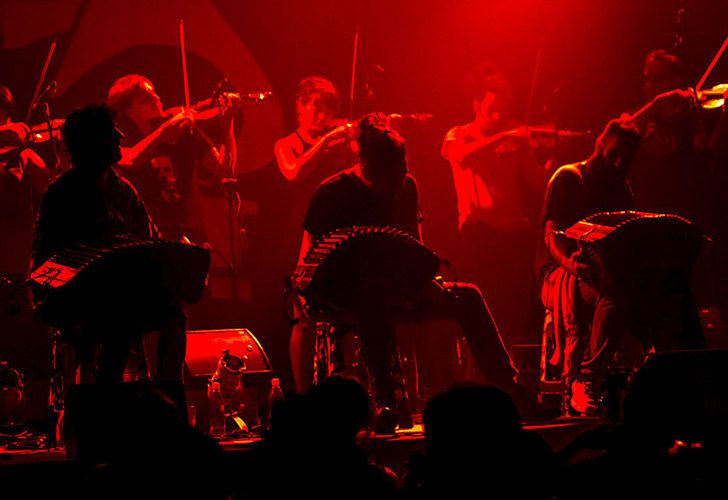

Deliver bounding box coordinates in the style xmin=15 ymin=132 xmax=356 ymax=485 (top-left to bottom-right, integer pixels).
xmin=696 ymin=83 xmax=727 ymax=110
xmin=158 ymin=90 xmax=272 ymax=134
xmin=320 ymin=112 xmax=432 ymax=136
xmin=0 ymin=119 xmax=64 ymax=156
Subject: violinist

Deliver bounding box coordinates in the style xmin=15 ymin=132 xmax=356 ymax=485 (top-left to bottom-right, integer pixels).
xmin=0 ymin=84 xmax=49 ymax=278
xmin=627 ymin=49 xmax=711 ymax=226
xmin=441 ymin=64 xmax=546 ymax=347
xmin=624 ymin=50 xmax=724 ymax=316
xmin=107 ymin=74 xmax=237 ymax=243
xmin=274 ymin=76 xmax=357 ymax=187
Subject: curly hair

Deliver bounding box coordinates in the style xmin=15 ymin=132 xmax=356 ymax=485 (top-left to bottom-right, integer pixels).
xmin=295 ymin=76 xmax=340 ymax=114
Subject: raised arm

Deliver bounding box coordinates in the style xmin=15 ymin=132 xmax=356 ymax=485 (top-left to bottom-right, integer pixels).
xmin=627 ymin=88 xmax=696 ymax=131
xmin=441 ymin=126 xmax=525 ymax=164
xmin=117 ymin=111 xmax=193 ymax=171
xmin=275 ymin=124 xmax=352 ymax=182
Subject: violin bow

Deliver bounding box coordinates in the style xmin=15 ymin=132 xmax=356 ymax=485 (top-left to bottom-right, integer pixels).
xmin=179 ymin=19 xmax=191 ymax=110
xmin=524 ymin=32 xmax=546 ymax=130
xmin=348 ymin=26 xmax=360 ymax=121
xmin=695 ymin=33 xmax=728 ymax=94
xmin=25 ymin=37 xmax=58 ymax=123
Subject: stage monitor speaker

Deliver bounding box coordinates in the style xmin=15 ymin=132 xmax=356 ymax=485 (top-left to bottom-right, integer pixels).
xmin=185 ymin=328 xmax=272 ymax=378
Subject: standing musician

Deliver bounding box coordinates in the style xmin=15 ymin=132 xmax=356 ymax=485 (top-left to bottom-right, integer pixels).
xmin=627 ymin=49 xmax=728 ymax=324
xmin=442 ymin=64 xmax=546 ymax=347
xmin=294 ymin=116 xmax=526 ymax=432
xmin=628 ymin=50 xmax=711 ymax=226
xmin=31 ymin=104 xmax=187 ymax=385
xmin=107 ymin=74 xmax=238 ymax=244
xmin=0 ymin=84 xmax=49 ymax=278
xmin=276 ymin=77 xmax=359 ymax=359
xmin=274 ymin=76 xmax=357 ymax=186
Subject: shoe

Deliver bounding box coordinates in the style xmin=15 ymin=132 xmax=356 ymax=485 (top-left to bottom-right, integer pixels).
xmin=372 ymin=406 xmax=397 ymax=435
xmin=567 ymin=378 xmax=603 ymax=417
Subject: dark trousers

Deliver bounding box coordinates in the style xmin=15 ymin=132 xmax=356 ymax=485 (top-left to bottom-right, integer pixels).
xmin=356 ymin=281 xmax=519 ymax=408
xmin=541 ymin=266 xmax=704 ymax=387
xmin=90 ymin=300 xmax=188 ymax=384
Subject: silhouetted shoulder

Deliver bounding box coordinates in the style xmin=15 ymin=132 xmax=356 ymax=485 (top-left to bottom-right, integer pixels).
xmin=548 ymin=162 xmax=583 ymax=186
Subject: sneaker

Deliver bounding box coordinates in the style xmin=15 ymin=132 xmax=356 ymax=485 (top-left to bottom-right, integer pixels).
xmin=568 ymin=378 xmax=603 ymax=417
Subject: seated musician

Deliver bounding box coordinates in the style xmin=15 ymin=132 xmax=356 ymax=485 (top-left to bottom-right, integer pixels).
xmin=538 ymin=117 xmax=703 ymax=416
xmin=31 ymin=104 xmax=187 ymax=385
xmin=294 ymin=115 xmax=524 ymax=432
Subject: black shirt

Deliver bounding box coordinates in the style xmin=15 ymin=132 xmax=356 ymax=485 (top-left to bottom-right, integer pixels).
xmin=32 ymin=168 xmax=157 ymax=266
xmin=120 ymin=124 xmax=212 ymax=242
xmin=303 ymin=170 xmax=421 ymax=241
xmin=535 ymin=161 xmax=633 ymax=284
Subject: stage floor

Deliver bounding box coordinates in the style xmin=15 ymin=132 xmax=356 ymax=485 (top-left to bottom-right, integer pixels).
xmin=0 ymin=416 xmax=601 ymax=478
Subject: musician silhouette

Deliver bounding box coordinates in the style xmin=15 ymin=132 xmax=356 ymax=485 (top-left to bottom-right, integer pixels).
xmin=294 ymin=116 xmax=525 ymax=432
xmin=32 ymin=104 xmax=187 ymax=386
xmin=537 ymin=117 xmax=704 ymax=416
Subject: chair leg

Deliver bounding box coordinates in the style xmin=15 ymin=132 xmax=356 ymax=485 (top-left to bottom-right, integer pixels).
xmin=47 ymin=330 xmax=64 ymax=449
xmin=538 ymin=310 xmax=564 ymax=413
xmin=313 ymin=321 xmax=331 ymax=386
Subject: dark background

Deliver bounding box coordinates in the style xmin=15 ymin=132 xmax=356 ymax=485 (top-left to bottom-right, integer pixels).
xmin=2 ymin=0 xmax=727 ymax=389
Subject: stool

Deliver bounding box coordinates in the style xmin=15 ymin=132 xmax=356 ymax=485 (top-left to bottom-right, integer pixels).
xmin=538 ymin=308 xmax=643 ymax=416
xmin=313 ymin=321 xmax=365 ymax=386
xmin=538 ymin=309 xmax=562 ymax=409
xmin=48 ymin=328 xmax=153 ymax=448
xmin=312 ymin=318 xmax=474 ymax=414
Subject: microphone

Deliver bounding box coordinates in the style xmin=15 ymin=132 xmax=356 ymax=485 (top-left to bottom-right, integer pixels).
xmin=211 ymin=77 xmax=229 ymax=99
xmin=388 ymin=112 xmax=433 ymax=121
xmin=245 ymin=91 xmax=273 ymax=103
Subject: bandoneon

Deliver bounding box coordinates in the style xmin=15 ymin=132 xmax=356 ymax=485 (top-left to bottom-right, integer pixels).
xmin=292 ymin=226 xmax=440 ymax=315
xmin=565 ymin=211 xmax=704 ymax=291
xmin=30 ymin=236 xmax=211 ymax=327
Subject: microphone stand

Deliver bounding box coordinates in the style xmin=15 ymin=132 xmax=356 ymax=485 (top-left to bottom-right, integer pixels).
xmin=223 ymin=175 xmax=241 ymax=301
xmin=220 ymin=89 xmax=242 ymax=302
xmin=39 ymin=101 xmax=60 ymax=178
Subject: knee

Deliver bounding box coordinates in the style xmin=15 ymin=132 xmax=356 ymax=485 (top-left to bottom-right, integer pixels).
xmin=160 ymin=302 xmax=187 ymax=331
xmin=291 ymin=317 xmax=316 ymax=344
xmin=445 ymin=282 xmax=484 ymax=301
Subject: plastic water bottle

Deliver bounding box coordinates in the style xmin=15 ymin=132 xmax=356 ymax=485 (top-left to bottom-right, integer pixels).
xmin=268 ymin=378 xmax=284 ymax=423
